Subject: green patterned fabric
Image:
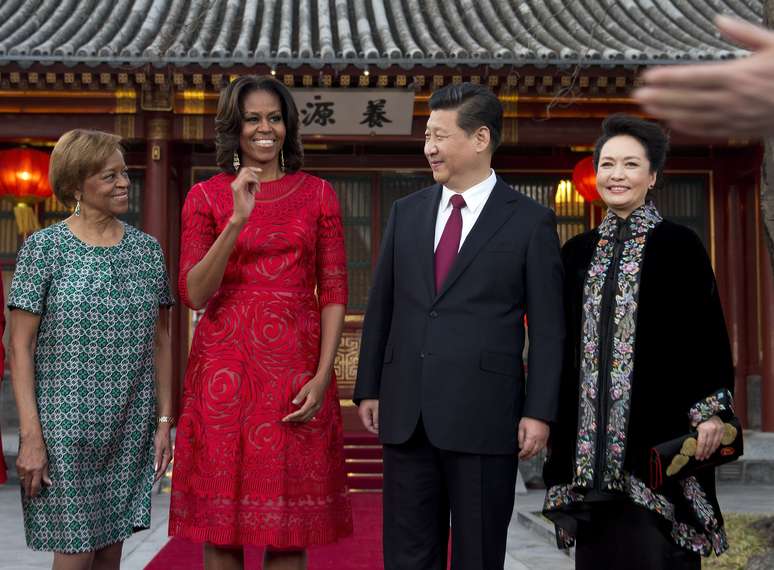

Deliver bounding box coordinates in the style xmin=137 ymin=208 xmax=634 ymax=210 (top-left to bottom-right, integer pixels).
xmin=8 ymin=221 xmax=174 ymax=553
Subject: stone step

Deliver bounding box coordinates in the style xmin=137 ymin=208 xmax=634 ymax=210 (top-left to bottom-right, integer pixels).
xmin=516 ymin=510 xmax=561 ymax=549
xmin=716 ymin=431 xmax=774 ymax=484
xmin=2 ymin=432 xmax=17 ymax=484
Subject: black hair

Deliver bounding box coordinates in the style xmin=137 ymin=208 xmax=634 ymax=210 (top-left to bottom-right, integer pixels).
xmin=593 ymin=114 xmax=670 ymax=189
xmin=215 ymin=75 xmax=303 ymax=173
xmin=428 ymin=82 xmax=503 ymax=152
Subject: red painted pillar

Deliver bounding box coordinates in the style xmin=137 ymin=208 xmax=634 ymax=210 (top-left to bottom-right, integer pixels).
xmin=743 ymin=177 xmax=762 ymax=392
xmin=761 ymin=235 xmax=774 ymax=432
xmin=167 ymin=160 xmax=188 ymax=414
xmin=712 ymin=164 xmax=729 ymax=312
xmin=724 ymin=184 xmax=748 ymax=425
xmin=143 ymin=116 xmax=170 ymax=252
xmin=143 ymin=115 xmax=176 ymax=413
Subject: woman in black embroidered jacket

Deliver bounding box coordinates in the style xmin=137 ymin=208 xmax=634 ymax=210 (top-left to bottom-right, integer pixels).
xmin=543 ymin=115 xmax=734 ymax=570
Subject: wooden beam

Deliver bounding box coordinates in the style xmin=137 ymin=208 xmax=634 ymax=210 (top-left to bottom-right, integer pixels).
xmin=0 ymin=89 xmax=137 ymax=114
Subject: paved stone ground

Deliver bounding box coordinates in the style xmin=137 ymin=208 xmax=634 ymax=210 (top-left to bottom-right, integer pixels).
xmin=0 ymin=483 xmax=170 ymax=570
xmin=2 ymin=420 xmax=773 ymax=570
xmin=0 ymin=447 xmax=571 ymax=570
xmin=3 ymin=365 xmax=773 ymax=570
xmin=4 ymin=474 xmax=772 ymax=569
xmin=507 ymin=491 xmax=574 ymax=570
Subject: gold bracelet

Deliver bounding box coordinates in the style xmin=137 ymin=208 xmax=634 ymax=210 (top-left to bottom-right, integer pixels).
xmin=157 ymin=416 xmax=175 ymax=425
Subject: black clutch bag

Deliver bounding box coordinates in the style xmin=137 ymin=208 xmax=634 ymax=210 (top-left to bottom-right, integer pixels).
xmin=649 ymin=417 xmax=743 ymax=490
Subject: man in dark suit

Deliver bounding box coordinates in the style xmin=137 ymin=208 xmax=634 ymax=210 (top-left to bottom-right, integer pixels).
xmin=353 ymin=83 xmax=564 ymax=570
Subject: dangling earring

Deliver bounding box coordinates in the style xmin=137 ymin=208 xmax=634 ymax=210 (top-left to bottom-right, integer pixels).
xmin=232 ymin=151 xmax=241 ymax=171
xmin=74 ymin=200 xmax=81 ymax=216
xmin=280 ymin=149 xmax=286 ymax=172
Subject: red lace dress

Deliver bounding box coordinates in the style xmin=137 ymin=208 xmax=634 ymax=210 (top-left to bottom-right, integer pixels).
xmin=169 ymin=171 xmax=352 ymax=547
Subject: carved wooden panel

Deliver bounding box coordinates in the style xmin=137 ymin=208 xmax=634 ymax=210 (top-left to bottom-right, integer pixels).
xmin=334 ymin=328 xmax=362 ymax=394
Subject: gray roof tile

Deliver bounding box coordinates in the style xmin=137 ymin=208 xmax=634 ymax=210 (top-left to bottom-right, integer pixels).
xmin=0 ymin=0 xmax=764 ymax=67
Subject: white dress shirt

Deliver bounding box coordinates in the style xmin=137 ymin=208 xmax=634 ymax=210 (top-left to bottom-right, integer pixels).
xmin=433 ymin=169 xmax=498 ymax=252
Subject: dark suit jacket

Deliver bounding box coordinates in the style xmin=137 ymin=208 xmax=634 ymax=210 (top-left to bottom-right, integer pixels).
xmin=353 ymin=178 xmax=565 ymax=455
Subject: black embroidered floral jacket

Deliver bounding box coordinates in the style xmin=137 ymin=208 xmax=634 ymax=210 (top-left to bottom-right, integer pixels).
xmin=543 ymin=208 xmax=735 ymax=556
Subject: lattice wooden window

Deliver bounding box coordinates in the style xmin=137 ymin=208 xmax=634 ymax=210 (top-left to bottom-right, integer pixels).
xmin=324 ymin=174 xmax=373 ymax=312
xmin=326 ymin=171 xmax=590 ymax=314
xmin=380 ymin=172 xmax=434 ymax=231
xmin=655 ymin=174 xmax=709 ymax=248
xmin=503 ymin=174 xmax=588 ymax=244
xmin=0 ymin=201 xmax=18 ymax=262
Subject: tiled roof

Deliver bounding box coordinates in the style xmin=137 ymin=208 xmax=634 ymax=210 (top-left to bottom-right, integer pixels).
xmin=0 ymin=0 xmax=764 ymax=68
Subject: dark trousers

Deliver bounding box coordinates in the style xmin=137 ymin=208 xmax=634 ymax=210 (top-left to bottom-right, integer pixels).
xmin=382 ymin=419 xmax=518 ymax=570
xmin=575 ymin=501 xmax=701 ymax=570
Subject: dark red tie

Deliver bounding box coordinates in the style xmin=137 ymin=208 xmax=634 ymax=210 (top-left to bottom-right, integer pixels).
xmin=434 ymin=193 xmax=466 ymax=293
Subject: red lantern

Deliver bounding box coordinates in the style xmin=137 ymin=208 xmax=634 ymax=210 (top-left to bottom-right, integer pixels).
xmin=0 ymin=148 xmax=53 ymax=235
xmin=572 ymin=156 xmax=600 ymax=203
xmin=0 ymin=148 xmax=52 ymax=203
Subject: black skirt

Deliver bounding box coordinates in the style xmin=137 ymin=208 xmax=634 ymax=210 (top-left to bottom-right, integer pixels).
xmin=575 ymin=500 xmax=701 ymax=570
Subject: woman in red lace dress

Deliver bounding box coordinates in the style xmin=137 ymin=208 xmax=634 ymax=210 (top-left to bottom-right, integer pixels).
xmin=169 ymin=75 xmax=352 ymax=570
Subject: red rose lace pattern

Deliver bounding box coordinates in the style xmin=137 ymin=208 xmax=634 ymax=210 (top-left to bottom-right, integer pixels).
xmin=169 ymin=171 xmax=352 ymax=547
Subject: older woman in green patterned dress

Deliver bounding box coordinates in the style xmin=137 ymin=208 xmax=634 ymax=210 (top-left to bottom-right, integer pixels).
xmin=9 ymin=129 xmax=174 ymax=570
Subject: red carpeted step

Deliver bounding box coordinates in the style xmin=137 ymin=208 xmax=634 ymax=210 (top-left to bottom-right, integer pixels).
xmin=344 ymin=432 xmax=383 ymax=491
xmin=347 ymin=474 xmax=383 ymax=491
xmin=346 ymin=458 xmax=383 ymax=473
xmin=343 ymin=433 xmax=380 ymax=446
xmin=146 ymin=494 xmax=385 ymax=570
xmin=344 ymin=444 xmax=383 ymax=461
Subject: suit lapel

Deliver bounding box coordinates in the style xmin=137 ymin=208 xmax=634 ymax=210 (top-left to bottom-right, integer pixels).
xmin=417 ymin=184 xmax=442 ymax=303
xmin=434 ymin=179 xmax=518 ymax=302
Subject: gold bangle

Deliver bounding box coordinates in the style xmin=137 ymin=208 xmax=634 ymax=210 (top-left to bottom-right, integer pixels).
xmin=157 ymin=416 xmax=175 ymax=425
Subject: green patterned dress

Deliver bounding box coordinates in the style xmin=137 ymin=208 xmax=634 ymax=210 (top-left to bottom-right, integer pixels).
xmin=8 ymin=221 xmax=174 ymax=553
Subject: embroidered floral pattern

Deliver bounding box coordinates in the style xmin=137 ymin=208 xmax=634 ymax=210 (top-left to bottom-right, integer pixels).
xmin=543 ymin=483 xmax=586 ymax=511
xmin=572 ymin=240 xmax=612 ymax=487
xmin=689 ymin=388 xmax=735 ymax=427
xmin=603 ymin=233 xmax=647 ymax=490
xmin=572 ymin=204 xmax=662 ymax=490
xmin=544 ymin=474 xmax=729 ymax=556
xmin=680 ymin=476 xmax=729 ymax=554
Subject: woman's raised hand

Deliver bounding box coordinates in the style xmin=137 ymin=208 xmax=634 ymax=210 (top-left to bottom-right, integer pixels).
xmin=230 ymin=166 xmax=261 ymax=225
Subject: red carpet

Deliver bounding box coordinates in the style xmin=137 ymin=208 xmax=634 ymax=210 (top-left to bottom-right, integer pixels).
xmin=146 ymin=493 xmax=384 ymax=570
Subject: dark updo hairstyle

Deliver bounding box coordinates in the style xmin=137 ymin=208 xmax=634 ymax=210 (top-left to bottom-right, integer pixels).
xmin=215 ymin=75 xmax=303 ymax=174
xmin=592 ymin=114 xmax=670 ymax=191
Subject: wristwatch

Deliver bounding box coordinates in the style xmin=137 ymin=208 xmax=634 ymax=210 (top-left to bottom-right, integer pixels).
xmin=157 ymin=415 xmax=175 ymax=425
